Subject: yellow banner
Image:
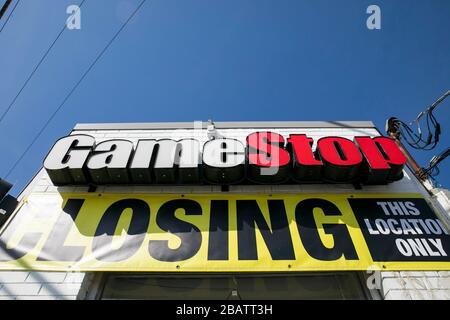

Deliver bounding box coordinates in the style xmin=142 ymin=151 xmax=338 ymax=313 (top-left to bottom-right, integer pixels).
xmin=0 ymin=193 xmax=449 ymax=271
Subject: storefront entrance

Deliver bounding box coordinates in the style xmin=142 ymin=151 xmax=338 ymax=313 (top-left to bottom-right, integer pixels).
xmin=97 ymin=272 xmax=371 ymax=300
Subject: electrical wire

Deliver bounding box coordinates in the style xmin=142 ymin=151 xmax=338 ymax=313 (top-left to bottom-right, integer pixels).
xmin=0 ymin=0 xmax=20 ymax=34
xmin=4 ymin=0 xmax=147 ymax=179
xmin=387 ymin=90 xmax=449 ymax=151
xmin=0 ymin=0 xmax=12 ymax=20
xmin=419 ymin=147 xmax=450 ymax=179
xmin=0 ymin=0 xmax=86 ymax=125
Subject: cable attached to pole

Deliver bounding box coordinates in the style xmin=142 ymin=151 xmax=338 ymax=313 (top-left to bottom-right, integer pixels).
xmin=386 ymin=90 xmax=449 ymax=151
xmin=419 ymin=147 xmax=450 ymax=180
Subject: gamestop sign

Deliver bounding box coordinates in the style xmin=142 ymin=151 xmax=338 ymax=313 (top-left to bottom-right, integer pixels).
xmin=43 ymin=132 xmax=407 ymax=186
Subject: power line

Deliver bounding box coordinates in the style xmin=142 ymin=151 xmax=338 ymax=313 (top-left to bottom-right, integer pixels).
xmin=0 ymin=0 xmax=20 ymax=33
xmin=0 ymin=0 xmax=86 ymax=125
xmin=0 ymin=0 xmax=12 ymax=20
xmin=4 ymin=0 xmax=147 ymax=179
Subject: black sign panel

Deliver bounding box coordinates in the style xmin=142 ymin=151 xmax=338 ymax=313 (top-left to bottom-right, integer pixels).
xmin=349 ymin=198 xmax=450 ymax=262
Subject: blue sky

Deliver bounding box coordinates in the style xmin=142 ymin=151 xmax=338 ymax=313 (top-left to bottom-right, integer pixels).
xmin=0 ymin=0 xmax=449 ymax=196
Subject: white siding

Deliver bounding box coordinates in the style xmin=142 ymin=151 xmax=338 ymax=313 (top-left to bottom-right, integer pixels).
xmin=381 ymin=271 xmax=450 ymax=300
xmin=0 ymin=271 xmax=86 ymax=300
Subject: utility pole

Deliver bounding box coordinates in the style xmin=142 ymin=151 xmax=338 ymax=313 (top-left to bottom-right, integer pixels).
xmin=388 ymin=131 xmax=426 ymax=181
xmin=0 ymin=0 xmax=12 ymax=21
xmin=386 ymin=116 xmax=426 ymax=181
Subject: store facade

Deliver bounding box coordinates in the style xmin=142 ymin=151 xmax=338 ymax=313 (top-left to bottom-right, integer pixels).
xmin=0 ymin=121 xmax=449 ymax=300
